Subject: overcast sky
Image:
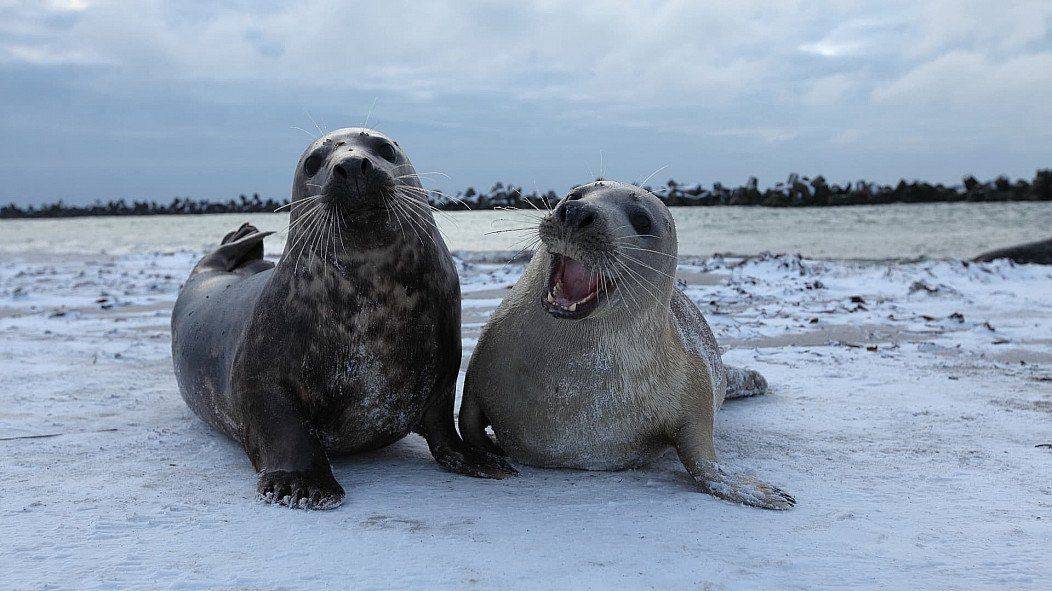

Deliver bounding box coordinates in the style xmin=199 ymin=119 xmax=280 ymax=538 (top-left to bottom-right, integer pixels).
xmin=2 ymin=0 xmax=1051 ymax=205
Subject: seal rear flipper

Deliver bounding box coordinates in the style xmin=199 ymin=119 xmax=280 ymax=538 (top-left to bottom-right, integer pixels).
xmin=192 ymin=223 xmax=275 ymax=276
xmin=724 ymin=366 xmax=771 ymax=400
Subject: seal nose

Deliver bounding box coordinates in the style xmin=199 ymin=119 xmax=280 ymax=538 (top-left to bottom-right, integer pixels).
xmin=556 ymin=200 xmax=595 ymax=230
xmin=333 ymin=154 xmax=372 ymax=180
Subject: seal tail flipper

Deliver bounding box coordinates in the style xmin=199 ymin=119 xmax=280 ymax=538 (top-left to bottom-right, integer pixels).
xmin=192 ymin=223 xmax=275 ymax=276
xmin=724 ymin=366 xmax=770 ymax=400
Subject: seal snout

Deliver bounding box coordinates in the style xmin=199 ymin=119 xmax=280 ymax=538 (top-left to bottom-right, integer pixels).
xmin=556 ymin=200 xmax=596 ymax=230
xmin=542 ymin=253 xmax=615 ymax=320
xmin=325 ymin=151 xmax=391 ymax=208
xmin=333 ymin=153 xmax=373 ymax=180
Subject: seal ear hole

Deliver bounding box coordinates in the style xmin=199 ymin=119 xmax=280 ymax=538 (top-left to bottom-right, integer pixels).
xmin=303 ymin=153 xmax=323 ymax=177
xmin=629 ymin=210 xmax=653 ymax=235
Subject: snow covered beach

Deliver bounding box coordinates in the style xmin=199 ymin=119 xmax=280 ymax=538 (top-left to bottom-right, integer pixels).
xmin=1 ymin=225 xmax=1050 ymax=589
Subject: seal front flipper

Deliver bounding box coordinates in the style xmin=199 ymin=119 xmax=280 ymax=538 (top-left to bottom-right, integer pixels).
xmin=419 ymin=389 xmax=517 ymax=479
xmin=242 ymin=389 xmax=345 ymax=510
xmin=673 ymin=426 xmax=795 ymax=510
xmin=458 ymin=387 xmax=510 ymax=457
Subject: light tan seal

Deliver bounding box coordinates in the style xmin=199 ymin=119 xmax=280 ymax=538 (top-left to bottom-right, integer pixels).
xmin=459 ymin=181 xmax=794 ymax=509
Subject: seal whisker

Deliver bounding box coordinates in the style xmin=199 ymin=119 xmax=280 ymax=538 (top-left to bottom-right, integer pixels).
xmin=314 ymin=207 xmax=332 ymax=266
xmin=299 ymin=204 xmax=328 ymax=259
xmin=382 ymin=188 xmax=409 ymax=242
xmin=283 ymin=203 xmax=325 ymax=247
xmin=394 ymin=192 xmax=453 ymax=240
xmin=396 ymin=185 xmax=453 ymax=204
xmin=484 ymin=226 xmax=540 ymax=236
xmin=363 ymin=96 xmax=378 ymax=128
xmin=292 ymin=204 xmax=327 ymax=276
xmin=314 ymin=207 xmax=327 ymax=266
xmin=615 ymin=244 xmax=679 ymax=259
xmin=390 ymin=197 xmax=421 ymax=245
xmin=614 ymin=257 xmax=664 ymax=309
xmin=493 ymin=206 xmax=546 ymax=223
xmin=639 ymin=164 xmax=670 ymax=187
xmin=396 ymin=171 xmax=451 ymax=180
xmin=274 ymin=194 xmax=322 ymax=213
xmin=396 ymin=190 xmax=459 ymax=227
xmin=330 ymin=208 xmax=340 ymax=266
xmin=607 ymin=259 xmax=644 ymax=314
xmin=399 ymin=185 xmax=474 ymax=211
xmin=502 ymin=235 xmax=540 ymax=269
xmin=616 ymin=255 xmax=665 ymax=297
xmin=334 ymin=203 xmax=348 ymax=256
xmin=280 ymin=202 xmax=324 ymax=237
xmin=616 ymin=265 xmax=654 ymax=313
xmin=325 ymin=208 xmax=336 ymax=266
xmin=393 ymin=184 xmax=433 ymax=195
xmin=291 ymin=126 xmax=317 ymax=139
xmin=396 ymin=188 xmax=447 ymax=211
xmin=399 ymin=202 xmax=440 ymax=249
xmin=382 ymin=187 xmax=406 ymax=240
xmin=522 ymin=198 xmax=549 ymax=213
xmin=320 ymin=207 xmax=335 ymax=265
xmin=305 ymin=110 xmax=325 ymax=135
xmin=391 ymin=198 xmax=428 ymax=247
xmin=303 ymin=206 xmax=326 ymax=267
xmin=599 ymin=263 xmax=629 ymax=318
xmin=618 ymin=253 xmax=679 ymax=282
xmin=491 ymin=213 xmax=544 ymax=226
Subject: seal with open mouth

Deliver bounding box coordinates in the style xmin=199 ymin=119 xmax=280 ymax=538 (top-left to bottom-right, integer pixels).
xmin=171 ymin=127 xmax=515 ymax=510
xmin=459 ymin=180 xmax=793 ymax=509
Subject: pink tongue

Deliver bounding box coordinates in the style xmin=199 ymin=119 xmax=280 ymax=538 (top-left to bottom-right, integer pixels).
xmin=561 ymin=257 xmax=597 ymax=300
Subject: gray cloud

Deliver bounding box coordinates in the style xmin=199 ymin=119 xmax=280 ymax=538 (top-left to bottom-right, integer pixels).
xmin=1 ymin=0 xmax=1050 ymax=204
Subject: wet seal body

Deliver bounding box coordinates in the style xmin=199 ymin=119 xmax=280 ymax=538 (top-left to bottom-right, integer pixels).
xmin=172 ymin=128 xmax=514 ymax=509
xmin=460 ymin=181 xmax=794 ymax=509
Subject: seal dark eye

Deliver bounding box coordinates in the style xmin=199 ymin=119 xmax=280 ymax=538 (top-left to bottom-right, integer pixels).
xmin=302 ymin=152 xmax=323 ymax=177
xmin=629 ymin=210 xmax=652 ymax=235
xmin=376 ymin=142 xmax=398 ymax=163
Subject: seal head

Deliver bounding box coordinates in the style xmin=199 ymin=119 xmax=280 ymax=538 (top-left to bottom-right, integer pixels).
xmin=538 ymin=181 xmax=676 ymax=320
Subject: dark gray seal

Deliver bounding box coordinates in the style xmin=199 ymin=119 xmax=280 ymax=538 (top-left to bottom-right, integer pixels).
xmin=172 ymin=127 xmax=515 ymax=510
xmin=974 ymin=237 xmax=1052 ymax=265
xmin=460 ymin=181 xmax=794 ymax=509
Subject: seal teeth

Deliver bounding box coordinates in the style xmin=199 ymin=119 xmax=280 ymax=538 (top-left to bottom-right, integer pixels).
xmin=568 ymin=302 xmax=577 ymax=312
xmin=546 ymin=291 xmax=556 ymax=303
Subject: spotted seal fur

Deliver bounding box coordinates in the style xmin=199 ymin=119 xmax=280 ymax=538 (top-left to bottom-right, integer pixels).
xmin=171 ymin=127 xmax=515 ymax=509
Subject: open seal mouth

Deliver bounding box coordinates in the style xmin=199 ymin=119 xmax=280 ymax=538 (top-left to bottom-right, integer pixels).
xmin=542 ymin=253 xmax=615 ymax=319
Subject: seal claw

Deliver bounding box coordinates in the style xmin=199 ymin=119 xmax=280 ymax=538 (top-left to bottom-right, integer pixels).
xmin=257 ymin=469 xmax=345 ymax=510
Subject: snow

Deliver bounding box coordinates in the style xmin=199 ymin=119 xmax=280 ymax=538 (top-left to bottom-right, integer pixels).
xmin=1 ymin=249 xmax=1050 ymax=590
